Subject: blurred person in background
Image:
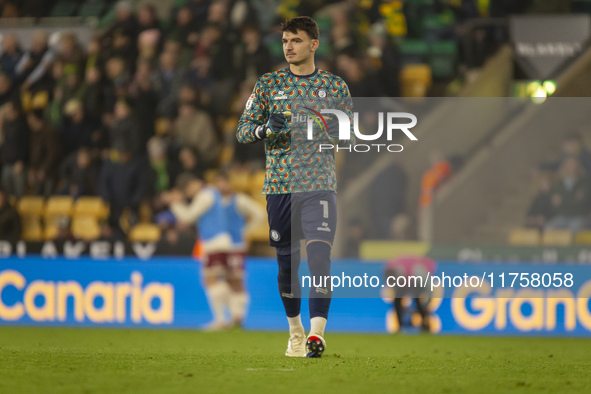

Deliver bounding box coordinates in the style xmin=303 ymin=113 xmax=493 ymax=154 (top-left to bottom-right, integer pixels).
xmin=0 ymin=99 xmax=29 ymax=198
xmin=0 ymin=73 xmax=17 ymax=106
xmin=138 ymin=3 xmax=162 ymax=37
xmin=173 ymin=102 xmax=218 ymax=168
xmin=27 ymin=110 xmax=60 ymax=196
xmin=177 ymin=146 xmax=204 ymax=181
xmin=524 ymin=172 xmax=555 ymax=230
xmin=103 ymin=0 xmax=139 ymax=47
xmin=110 ymin=99 xmax=141 ymax=156
xmin=545 ymin=157 xmax=591 ymax=234
xmin=234 ymin=24 xmax=271 ymax=82
xmin=167 ymin=5 xmax=200 ymax=50
xmin=0 ymin=188 xmax=21 ymax=243
xmin=57 ymin=147 xmax=100 ymax=199
xmin=157 ymin=50 xmax=185 ymax=117
xmin=147 ymin=136 xmax=177 ymax=196
xmin=0 ymin=34 xmax=23 ymax=82
xmin=61 ymin=99 xmax=97 ymax=156
xmin=384 ymin=256 xmax=435 ymax=333
xmin=540 ymin=132 xmax=591 ymax=181
xmin=15 ymin=30 xmax=55 ymax=93
xmin=99 ymin=144 xmax=148 ymax=240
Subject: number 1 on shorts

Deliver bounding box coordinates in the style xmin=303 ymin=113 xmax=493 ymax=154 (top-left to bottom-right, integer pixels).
xmin=320 ymin=200 xmax=328 ymax=218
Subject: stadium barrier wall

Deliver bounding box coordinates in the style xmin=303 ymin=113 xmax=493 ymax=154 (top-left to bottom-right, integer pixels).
xmin=1 ymin=256 xmax=591 ymax=336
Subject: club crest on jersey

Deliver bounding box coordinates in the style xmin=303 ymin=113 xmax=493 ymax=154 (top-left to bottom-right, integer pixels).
xmin=245 ymin=94 xmax=255 ymax=109
xmin=317 ymin=88 xmax=328 ymax=99
xmin=274 ymin=90 xmax=288 ymax=100
xmin=270 ymin=230 xmax=281 ymax=241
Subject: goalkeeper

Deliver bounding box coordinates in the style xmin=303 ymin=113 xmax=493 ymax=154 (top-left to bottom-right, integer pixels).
xmin=236 ymin=16 xmax=352 ymax=358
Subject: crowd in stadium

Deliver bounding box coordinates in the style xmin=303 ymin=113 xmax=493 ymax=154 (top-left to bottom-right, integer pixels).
xmin=0 ymin=0 xmax=570 ymax=245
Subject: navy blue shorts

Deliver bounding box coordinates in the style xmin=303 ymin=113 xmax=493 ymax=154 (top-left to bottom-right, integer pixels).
xmin=266 ymin=191 xmax=337 ymax=249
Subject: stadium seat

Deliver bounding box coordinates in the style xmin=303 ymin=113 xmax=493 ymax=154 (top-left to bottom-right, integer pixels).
xmin=73 ymin=197 xmax=109 ymax=220
xmin=542 ymin=230 xmax=573 ymax=246
xmin=575 ymin=231 xmax=591 ymax=245
xmin=78 ymin=0 xmax=106 ymax=18
xmin=399 ymin=39 xmax=430 ymax=66
xmin=17 ymin=196 xmax=45 ymax=217
xmin=128 ymin=224 xmax=162 ymax=242
xmin=245 ymin=218 xmax=270 ymax=243
xmin=429 ymin=41 xmax=457 ymax=79
xmin=49 ymin=1 xmax=79 ymax=17
xmin=230 ymin=171 xmax=251 ymax=194
xmin=21 ymin=216 xmax=43 ymax=242
xmin=400 ymin=64 xmax=432 ymax=97
xmin=507 ymin=228 xmax=540 ymax=246
xmin=45 ymin=196 xmax=74 ymax=218
xmin=71 ymin=216 xmax=101 ymax=241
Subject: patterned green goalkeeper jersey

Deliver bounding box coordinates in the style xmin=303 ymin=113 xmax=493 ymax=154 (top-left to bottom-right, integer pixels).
xmin=236 ymin=67 xmax=352 ymax=195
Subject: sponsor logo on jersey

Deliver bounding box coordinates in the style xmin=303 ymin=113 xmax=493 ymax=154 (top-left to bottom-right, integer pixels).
xmin=274 ymin=91 xmax=288 ymax=100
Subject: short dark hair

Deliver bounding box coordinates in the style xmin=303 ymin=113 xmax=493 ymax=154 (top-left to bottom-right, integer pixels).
xmin=281 ymin=16 xmax=319 ymax=40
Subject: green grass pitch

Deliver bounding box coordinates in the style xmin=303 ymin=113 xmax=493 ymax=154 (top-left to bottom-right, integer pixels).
xmin=0 ymin=327 xmax=590 ymax=394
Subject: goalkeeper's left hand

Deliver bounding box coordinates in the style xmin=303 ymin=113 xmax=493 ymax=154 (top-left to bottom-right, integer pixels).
xmin=254 ymin=112 xmax=290 ymax=140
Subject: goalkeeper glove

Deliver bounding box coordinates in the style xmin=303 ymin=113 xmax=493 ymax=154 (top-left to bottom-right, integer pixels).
xmin=254 ymin=112 xmax=287 ymax=140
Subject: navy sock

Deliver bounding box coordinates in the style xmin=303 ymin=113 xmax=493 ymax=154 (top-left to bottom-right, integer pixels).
xmin=276 ymin=246 xmax=301 ymax=318
xmin=307 ymin=241 xmax=332 ymax=319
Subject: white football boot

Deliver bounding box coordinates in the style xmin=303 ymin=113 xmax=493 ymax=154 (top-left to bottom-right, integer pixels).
xmin=285 ymin=331 xmax=307 ymax=357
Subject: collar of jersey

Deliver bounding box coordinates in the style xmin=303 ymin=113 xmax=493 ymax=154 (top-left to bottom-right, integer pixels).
xmin=287 ymin=67 xmax=319 ymax=78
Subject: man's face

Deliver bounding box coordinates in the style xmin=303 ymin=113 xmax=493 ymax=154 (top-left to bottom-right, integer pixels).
xmin=282 ymin=30 xmax=317 ymax=65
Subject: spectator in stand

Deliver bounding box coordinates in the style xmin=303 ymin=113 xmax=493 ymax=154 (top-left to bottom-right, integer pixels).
xmin=129 ymin=62 xmax=158 ymax=154
xmin=61 ymin=99 xmax=97 ymax=156
xmin=110 ymin=99 xmax=141 ymax=155
xmin=545 ymin=158 xmax=591 ymax=234
xmin=369 ymin=161 xmax=408 ymax=239
xmin=177 ymin=146 xmax=204 ymax=180
xmin=0 ymin=188 xmax=21 ymax=242
xmin=147 ymin=136 xmax=177 ymax=195
xmin=0 ymin=34 xmax=23 ymax=82
xmin=525 ymin=172 xmax=554 ymax=230
xmin=335 ymin=52 xmax=384 ymax=97
xmin=103 ymin=0 xmax=139 ymax=47
xmin=57 ymin=32 xmax=85 ymax=82
xmin=99 ymin=144 xmax=148 ymax=240
xmin=419 ymin=150 xmax=454 ymax=209
xmin=138 ymin=3 xmax=162 ymax=36
xmin=186 ymin=0 xmax=211 ymax=27
xmin=57 ymin=148 xmax=100 ymax=198
xmin=0 ymin=73 xmax=17 ymax=106
xmin=167 ymin=5 xmax=200 ymax=50
xmin=540 ymin=132 xmax=591 ymax=181
xmin=157 ymin=50 xmax=185 ymax=117
xmin=27 ymin=110 xmax=60 ymax=196
xmin=173 ymin=102 xmax=218 ymax=168
xmin=83 ymin=66 xmax=104 ymax=122
xmin=0 ymin=100 xmax=29 ymax=198
xmin=234 ymin=24 xmax=271 ymax=82
xmin=15 ymin=30 xmax=55 ymax=93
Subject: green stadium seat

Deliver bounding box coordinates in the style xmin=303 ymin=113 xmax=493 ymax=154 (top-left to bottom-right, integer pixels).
xmin=429 ymin=40 xmax=457 ymax=79
xmin=49 ymin=1 xmax=79 ymax=17
xmin=78 ymin=0 xmax=106 ymax=18
xmin=399 ymin=39 xmax=430 ymax=65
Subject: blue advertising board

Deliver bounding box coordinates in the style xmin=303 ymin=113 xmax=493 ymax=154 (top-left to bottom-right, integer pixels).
xmin=1 ymin=257 xmax=591 ymax=336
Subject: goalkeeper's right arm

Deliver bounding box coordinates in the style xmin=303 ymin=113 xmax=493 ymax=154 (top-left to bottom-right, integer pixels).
xmin=237 ymin=78 xmax=270 ymax=144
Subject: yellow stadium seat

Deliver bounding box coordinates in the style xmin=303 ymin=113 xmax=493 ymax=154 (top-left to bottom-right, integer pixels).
xmin=43 ymin=221 xmax=60 ymax=240
xmin=17 ymin=196 xmax=45 ymax=217
xmin=245 ymin=218 xmax=270 ymax=243
xmin=575 ymin=231 xmax=591 ymax=245
xmin=73 ymin=197 xmax=108 ymax=220
xmin=400 ymin=64 xmax=432 ymax=97
xmin=249 ymin=171 xmax=266 ymax=196
xmin=21 ymin=216 xmax=43 ymax=242
xmin=45 ymin=195 xmax=74 ymax=218
xmin=128 ymin=224 xmax=161 ymax=242
xmin=229 ymin=171 xmax=251 ymax=194
xmin=542 ymin=229 xmax=573 ymax=246
xmin=71 ymin=216 xmax=101 ymax=241
xmin=507 ymin=228 xmax=540 ymax=246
